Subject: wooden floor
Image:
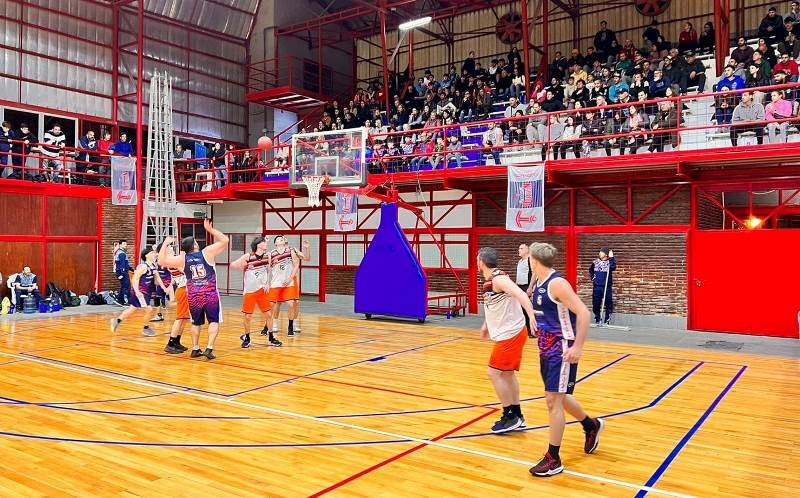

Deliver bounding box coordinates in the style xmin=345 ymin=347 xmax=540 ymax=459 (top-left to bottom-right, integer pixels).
xmin=0 ymin=308 xmax=797 ymax=498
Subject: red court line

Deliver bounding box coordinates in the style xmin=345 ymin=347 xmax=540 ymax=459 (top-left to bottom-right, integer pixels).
xmin=43 ymin=334 xmax=482 ymax=408
xmin=308 ymin=408 xmax=500 ymax=497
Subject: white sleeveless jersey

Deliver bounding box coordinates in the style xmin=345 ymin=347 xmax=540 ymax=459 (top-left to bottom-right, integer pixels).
xmin=170 ymin=269 xmax=187 ymax=288
xmin=482 ymin=269 xmax=525 ymax=341
xmin=242 ymin=252 xmax=269 ymax=294
xmin=269 ymin=247 xmax=296 ymax=288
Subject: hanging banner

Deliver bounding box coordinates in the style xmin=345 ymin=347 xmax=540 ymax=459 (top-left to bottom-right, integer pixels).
xmin=111 ymin=156 xmax=137 ymax=206
xmin=334 ymin=191 xmax=358 ymax=232
xmin=506 ymin=165 xmax=545 ymax=232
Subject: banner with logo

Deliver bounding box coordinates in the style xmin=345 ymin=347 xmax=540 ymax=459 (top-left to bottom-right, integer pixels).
xmin=111 ymin=156 xmax=137 ymax=206
xmin=334 ymin=191 xmax=358 ymax=232
xmin=506 ymin=165 xmax=545 ymax=232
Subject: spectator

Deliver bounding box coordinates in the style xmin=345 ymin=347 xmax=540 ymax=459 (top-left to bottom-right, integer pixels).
xmin=629 ymin=72 xmax=649 ymax=99
xmin=570 ymin=64 xmax=588 ymax=86
xmin=547 ymin=77 xmax=565 ymax=102
xmin=445 ymin=134 xmax=462 ymax=168
xmin=77 ymin=130 xmax=99 ymax=184
xmin=0 ymin=121 xmax=15 ymax=178
xmin=730 ymin=91 xmax=765 ymax=145
xmin=541 ymin=113 xmax=564 ymax=160
xmin=678 ymin=22 xmax=698 ymax=54
xmin=482 ymin=122 xmax=504 ymax=165
xmin=541 ymin=90 xmax=566 ymax=112
xmin=504 ymin=96 xmax=526 ymax=119
xmin=526 ymin=102 xmax=548 ymax=143
xmin=410 ymin=133 xmax=433 ymax=171
xmin=209 ymin=142 xmax=226 ymax=188
xmin=730 ymin=37 xmax=755 ymax=69
xmin=109 ymin=132 xmax=133 ymax=157
xmin=759 ymin=7 xmax=786 ymax=43
xmin=614 ymin=52 xmax=633 ymax=76
xmin=773 ymin=69 xmax=796 ymax=100
xmin=624 ymin=105 xmax=647 ymax=154
xmin=580 ymin=110 xmax=605 ymax=155
xmin=507 ymin=109 xmax=527 ymax=144
xmin=608 ymin=73 xmax=629 ymax=102
xmin=549 ymin=51 xmax=569 ymax=80
xmin=765 ymin=89 xmax=793 ymax=142
xmin=717 ymin=65 xmax=746 ymax=91
xmin=462 ymin=50 xmax=476 ymax=76
xmin=40 ymin=123 xmax=68 ymax=180
xmin=594 ymin=21 xmax=618 ymax=62
xmin=457 ymin=91 xmax=476 ymax=122
xmin=714 ymin=93 xmax=734 ymax=125
xmin=642 ymin=19 xmax=661 ymax=46
xmin=474 ymin=62 xmax=488 ymax=81
xmin=773 ymin=52 xmax=799 ymax=81
xmin=648 ymin=101 xmax=680 ymax=152
xmin=603 ymin=110 xmax=627 ymax=156
xmin=698 ymin=22 xmax=715 ymax=54
xmin=661 ymin=55 xmax=684 ymax=94
xmin=584 ymin=46 xmax=601 ymax=67
xmin=570 ymin=79 xmax=591 ymax=108
xmin=510 ymin=68 xmax=526 ymax=101
xmin=649 ymin=68 xmax=671 ymax=98
xmin=12 ymin=123 xmax=36 ymax=179
xmin=566 ymin=48 xmax=584 ymax=69
xmin=779 ymin=16 xmax=800 ymax=59
xmin=680 ymin=51 xmax=707 ymax=93
xmin=476 ymin=78 xmax=494 ymax=118
xmin=13 ymin=266 xmax=41 ymax=308
xmin=751 ymin=50 xmax=773 ymax=83
xmin=553 ymin=115 xmax=582 ymax=159
xmin=757 ymin=38 xmax=778 ymax=68
xmin=787 ymin=1 xmax=800 ymax=24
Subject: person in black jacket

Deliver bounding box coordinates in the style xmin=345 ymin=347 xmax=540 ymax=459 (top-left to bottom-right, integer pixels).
xmin=759 ymin=7 xmax=786 ymax=43
xmin=12 ymin=123 xmax=36 ymax=179
xmin=679 ymin=51 xmax=707 ymax=93
xmin=0 ymin=121 xmax=15 ymax=178
xmin=594 ymin=21 xmax=617 ymax=63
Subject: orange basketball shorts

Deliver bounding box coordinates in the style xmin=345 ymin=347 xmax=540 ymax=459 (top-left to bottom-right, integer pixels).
xmin=242 ymin=288 xmax=272 ymax=314
xmin=488 ymin=328 xmax=527 ymax=371
xmin=175 ymin=286 xmax=190 ymax=320
xmin=267 ymin=280 xmax=300 ymax=303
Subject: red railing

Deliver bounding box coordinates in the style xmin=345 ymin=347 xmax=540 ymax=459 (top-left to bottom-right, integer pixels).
xmin=173 ymin=143 xmax=292 ymax=192
xmin=247 ymin=56 xmax=352 ymax=98
xmin=0 ymin=139 xmax=116 ymax=185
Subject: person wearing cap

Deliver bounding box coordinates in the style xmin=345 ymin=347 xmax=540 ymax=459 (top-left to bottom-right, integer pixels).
xmin=759 ymin=7 xmax=786 ymax=43
xmin=608 ymin=73 xmax=629 ymax=102
xmin=589 ymin=247 xmax=616 ymax=325
xmin=681 ymin=51 xmax=707 ymax=93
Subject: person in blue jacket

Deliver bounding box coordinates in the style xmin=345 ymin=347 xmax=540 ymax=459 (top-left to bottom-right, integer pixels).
xmin=589 ymin=247 xmax=616 ymax=324
xmin=114 ymin=239 xmax=134 ymax=305
xmin=110 ymin=132 xmax=134 ymax=157
xmin=0 ymin=121 xmax=17 ymax=176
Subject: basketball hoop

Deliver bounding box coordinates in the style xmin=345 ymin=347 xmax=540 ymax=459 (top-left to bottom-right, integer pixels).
xmin=301 ymin=175 xmax=330 ymax=207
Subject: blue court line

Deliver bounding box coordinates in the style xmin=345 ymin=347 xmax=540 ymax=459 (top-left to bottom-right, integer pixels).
xmin=0 ymin=359 xmax=705 ymax=448
xmin=445 ymin=361 xmax=705 ymax=440
xmin=0 ymin=359 xmax=26 ymax=366
xmin=585 ymin=347 xmax=748 ymax=368
xmin=634 ymin=365 xmax=747 ymax=498
xmin=21 ymin=343 xmax=84 ymax=354
xmin=227 ymin=337 xmax=464 ymax=397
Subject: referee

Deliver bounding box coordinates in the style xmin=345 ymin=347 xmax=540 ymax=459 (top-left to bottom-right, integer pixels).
xmin=516 ymin=243 xmax=535 ymax=338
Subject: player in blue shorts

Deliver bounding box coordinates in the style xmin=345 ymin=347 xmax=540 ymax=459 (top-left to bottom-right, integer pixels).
xmin=159 ymin=219 xmax=229 ymax=360
xmin=110 ymin=247 xmax=160 ymax=336
xmin=527 ymin=242 xmax=604 ymax=478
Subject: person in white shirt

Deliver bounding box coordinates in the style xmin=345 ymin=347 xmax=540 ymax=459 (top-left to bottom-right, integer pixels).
xmin=516 ymin=244 xmax=535 ymax=339
xmin=482 ymin=122 xmax=504 ymax=165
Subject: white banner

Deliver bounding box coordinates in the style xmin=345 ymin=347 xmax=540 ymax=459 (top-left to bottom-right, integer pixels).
xmin=111 ymin=156 xmax=137 ymax=206
xmin=334 ymin=191 xmax=358 ymax=232
xmin=506 ymin=165 xmax=545 ymax=232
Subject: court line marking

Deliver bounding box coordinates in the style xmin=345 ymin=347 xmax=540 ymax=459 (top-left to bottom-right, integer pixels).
xmin=634 ymin=366 xmax=748 ymax=497
xmin=0 ymin=350 xmax=696 ymax=498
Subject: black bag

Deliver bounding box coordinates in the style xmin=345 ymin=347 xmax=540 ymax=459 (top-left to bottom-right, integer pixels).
xmin=67 ymin=292 xmax=81 ymax=307
xmin=47 ymin=282 xmax=72 ymax=307
xmin=87 ymin=291 xmax=106 ymax=305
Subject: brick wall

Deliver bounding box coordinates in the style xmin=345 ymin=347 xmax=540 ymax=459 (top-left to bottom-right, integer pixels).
xmin=697 ymin=191 xmax=724 ymax=229
xmin=101 ymin=199 xmax=136 ymax=292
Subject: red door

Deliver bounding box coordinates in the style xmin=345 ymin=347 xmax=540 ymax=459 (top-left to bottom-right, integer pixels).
xmin=690 ymin=230 xmax=800 ymax=337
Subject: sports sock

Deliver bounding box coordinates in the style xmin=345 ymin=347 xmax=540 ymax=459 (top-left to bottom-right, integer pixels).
xmin=502 ymin=405 xmax=511 ymax=417
xmin=117 ymin=318 xmax=123 ymax=323
xmin=288 ymin=319 xmax=294 ymax=332
xmin=547 ymin=444 xmax=560 ymax=459
xmin=167 ymin=337 xmax=176 ymax=346
xmin=510 ymin=404 xmax=522 ymax=417
xmin=580 ymin=416 xmax=596 ymax=432
xmin=272 ymin=318 xmax=278 ymax=330
xmin=243 ymin=332 xmax=250 ymax=338
xmin=175 ymin=334 xmax=182 ymax=343
xmin=143 ymin=325 xmax=150 ymax=330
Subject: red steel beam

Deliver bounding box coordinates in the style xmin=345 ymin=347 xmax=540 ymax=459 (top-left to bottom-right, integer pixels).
xmin=134 ymin=0 xmax=144 ymax=256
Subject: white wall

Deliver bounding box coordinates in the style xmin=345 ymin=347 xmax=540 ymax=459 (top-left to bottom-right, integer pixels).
xmin=210 ymin=200 xmax=263 ymax=233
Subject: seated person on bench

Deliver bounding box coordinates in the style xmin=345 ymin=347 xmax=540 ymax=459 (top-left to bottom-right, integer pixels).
xmin=14 ymin=266 xmax=41 ymax=307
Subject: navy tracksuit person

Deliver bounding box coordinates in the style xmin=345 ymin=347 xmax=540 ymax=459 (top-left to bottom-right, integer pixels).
xmin=589 ymin=247 xmax=616 ymax=324
xmin=114 ymin=240 xmax=134 ymax=305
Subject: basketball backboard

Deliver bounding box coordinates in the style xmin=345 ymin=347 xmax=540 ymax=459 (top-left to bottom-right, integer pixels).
xmin=290 ymin=127 xmax=368 ymax=188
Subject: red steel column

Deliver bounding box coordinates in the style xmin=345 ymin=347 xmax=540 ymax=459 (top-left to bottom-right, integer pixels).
xmin=379 ymin=8 xmax=391 ymax=114
xmin=520 ymin=0 xmax=531 ymax=99
xmin=714 ymin=0 xmax=731 ymax=75
xmin=134 ymin=0 xmax=145 ymax=255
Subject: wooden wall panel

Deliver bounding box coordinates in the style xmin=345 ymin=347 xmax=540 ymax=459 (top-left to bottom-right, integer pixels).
xmin=46 ymin=197 xmax=98 ymax=236
xmin=0 ymin=193 xmax=42 ymax=236
xmin=0 ymin=242 xmax=44 ymax=288
xmin=46 ymin=242 xmax=96 ymax=294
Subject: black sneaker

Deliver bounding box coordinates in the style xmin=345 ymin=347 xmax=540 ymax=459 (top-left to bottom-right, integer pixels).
xmin=584 ymin=418 xmax=604 ymax=454
xmin=240 ymin=334 xmax=251 ymax=348
xmin=268 ymin=333 xmax=283 ymax=347
xmin=190 ymin=349 xmax=204 ymax=358
xmin=203 ymin=348 xmax=216 ymax=360
xmin=174 ymin=343 xmax=188 ymax=353
xmin=491 ymin=414 xmax=522 ymax=434
xmin=164 ymin=345 xmax=183 ymax=354
xmin=287 ymin=329 xmax=295 ymax=336
xmin=259 ymin=329 xmax=270 ymax=336
xmin=529 ymin=453 xmax=564 ymax=477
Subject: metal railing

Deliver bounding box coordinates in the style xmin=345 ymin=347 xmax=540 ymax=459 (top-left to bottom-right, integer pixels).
xmin=247 ymin=56 xmax=352 ymax=97
xmin=0 ymin=139 xmax=116 ymax=185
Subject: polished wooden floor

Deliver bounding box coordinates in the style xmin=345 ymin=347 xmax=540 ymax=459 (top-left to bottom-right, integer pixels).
xmin=0 ymin=307 xmax=797 ymax=497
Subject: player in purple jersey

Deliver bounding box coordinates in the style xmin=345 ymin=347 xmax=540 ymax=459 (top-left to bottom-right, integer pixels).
xmin=159 ymin=219 xmax=229 ymax=360
xmin=527 ymin=242 xmax=604 ymax=478
xmin=110 ymin=247 xmax=162 ymax=337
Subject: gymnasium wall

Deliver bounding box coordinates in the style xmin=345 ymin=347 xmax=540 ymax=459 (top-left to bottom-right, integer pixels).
xmin=100 ymin=199 xmax=136 ymax=296
xmin=356 ymin=0 xmax=774 ymax=84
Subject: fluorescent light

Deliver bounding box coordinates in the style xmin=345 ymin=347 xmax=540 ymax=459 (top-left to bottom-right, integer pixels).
xmin=746 ymin=216 xmax=762 ymax=229
xmin=399 ymin=16 xmax=432 ymax=31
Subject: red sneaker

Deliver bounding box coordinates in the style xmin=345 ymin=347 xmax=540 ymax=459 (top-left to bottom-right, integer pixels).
xmin=584 ymin=417 xmax=604 ymax=454
xmin=529 ymin=453 xmax=564 ymax=477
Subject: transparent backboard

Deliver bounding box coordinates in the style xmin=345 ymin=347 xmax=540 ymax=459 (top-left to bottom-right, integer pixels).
xmin=290 ymin=127 xmax=368 ymax=188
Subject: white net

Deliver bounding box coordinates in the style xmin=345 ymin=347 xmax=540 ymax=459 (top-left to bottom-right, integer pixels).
xmin=302 ymin=175 xmax=328 ymax=207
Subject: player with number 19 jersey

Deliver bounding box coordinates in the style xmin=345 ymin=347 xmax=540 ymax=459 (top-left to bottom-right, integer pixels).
xmin=184 ymin=250 xmax=222 ymax=325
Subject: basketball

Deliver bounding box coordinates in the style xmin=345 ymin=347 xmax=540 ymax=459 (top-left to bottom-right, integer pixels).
xmin=257 ymin=135 xmax=273 ymax=151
